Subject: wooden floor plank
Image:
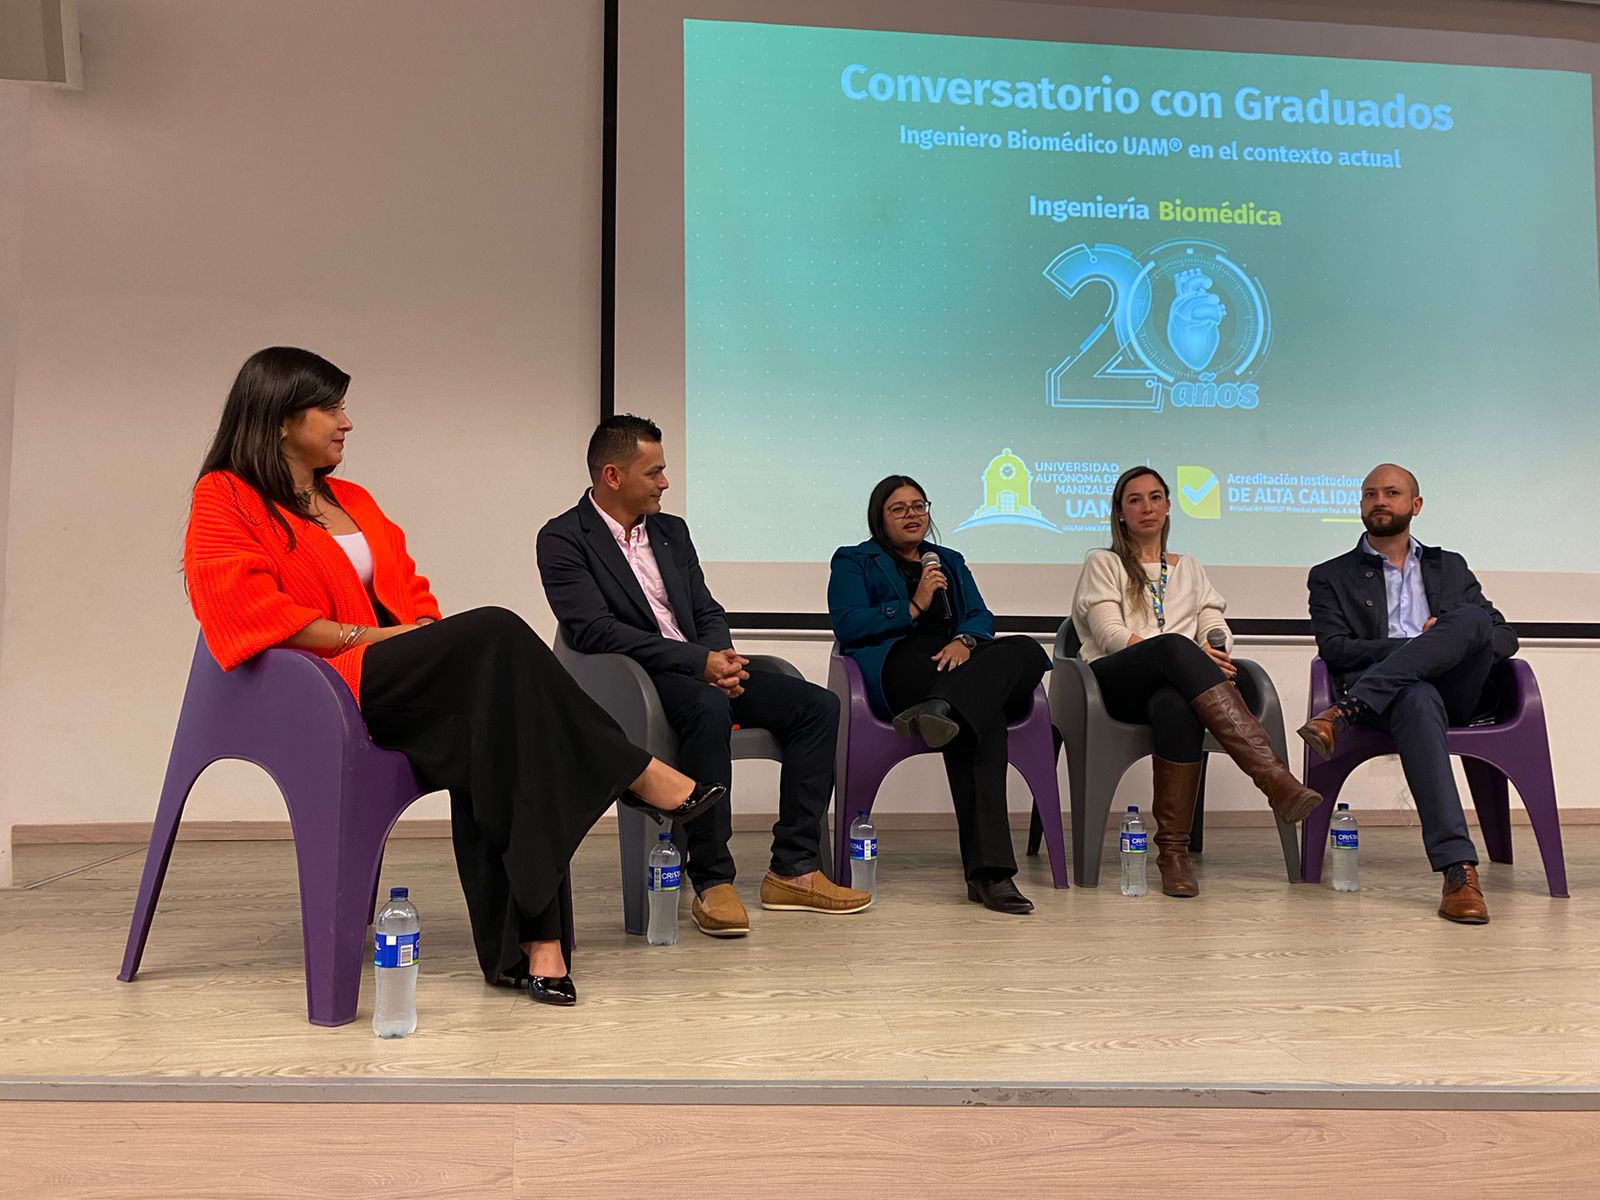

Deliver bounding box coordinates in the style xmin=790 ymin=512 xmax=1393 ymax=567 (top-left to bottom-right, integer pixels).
xmin=1 ymin=827 xmax=1596 ymax=1087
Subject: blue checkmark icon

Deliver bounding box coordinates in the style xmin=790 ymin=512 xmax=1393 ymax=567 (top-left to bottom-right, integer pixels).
xmin=1180 ymin=474 xmax=1219 ymax=505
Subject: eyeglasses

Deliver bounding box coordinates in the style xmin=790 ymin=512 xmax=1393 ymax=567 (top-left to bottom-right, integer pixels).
xmin=886 ymin=501 xmax=931 ymax=518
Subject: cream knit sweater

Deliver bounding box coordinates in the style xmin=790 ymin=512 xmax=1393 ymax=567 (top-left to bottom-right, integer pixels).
xmin=1070 ymin=548 xmax=1232 ymax=662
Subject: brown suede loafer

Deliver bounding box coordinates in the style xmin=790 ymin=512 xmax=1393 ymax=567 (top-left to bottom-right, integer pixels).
xmin=691 ymin=883 xmax=751 ymax=937
xmin=1439 ymin=863 xmax=1490 ymax=924
xmin=759 ymin=871 xmax=872 ymax=913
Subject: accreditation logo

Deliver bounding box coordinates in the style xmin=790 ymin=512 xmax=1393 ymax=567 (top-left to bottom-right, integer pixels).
xmin=1175 ymin=465 xmax=1221 ymax=519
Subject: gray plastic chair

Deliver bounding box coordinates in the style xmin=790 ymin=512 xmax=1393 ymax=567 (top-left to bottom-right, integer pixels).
xmin=1042 ymin=618 xmax=1301 ymax=887
xmin=552 ymin=629 xmax=818 ymax=934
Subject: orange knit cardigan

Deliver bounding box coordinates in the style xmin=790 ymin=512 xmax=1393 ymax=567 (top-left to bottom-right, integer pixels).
xmin=184 ymin=471 xmax=442 ymax=700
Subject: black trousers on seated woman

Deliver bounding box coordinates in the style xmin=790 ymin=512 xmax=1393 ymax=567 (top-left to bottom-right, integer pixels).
xmin=881 ymin=633 xmax=1050 ymax=880
xmin=1089 ymin=633 xmax=1257 ymax=761
xmin=359 ymin=607 xmax=651 ymax=983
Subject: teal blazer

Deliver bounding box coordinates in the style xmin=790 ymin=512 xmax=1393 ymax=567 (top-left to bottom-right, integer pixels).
xmin=827 ymin=540 xmax=996 ymax=717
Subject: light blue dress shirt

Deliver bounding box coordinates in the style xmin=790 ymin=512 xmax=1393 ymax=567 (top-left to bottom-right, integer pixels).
xmin=1363 ymin=535 xmax=1429 ymax=638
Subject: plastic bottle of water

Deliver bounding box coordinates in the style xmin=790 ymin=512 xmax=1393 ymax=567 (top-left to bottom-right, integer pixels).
xmin=1331 ymin=803 xmax=1360 ymax=892
xmin=849 ymin=811 xmax=878 ymax=899
xmin=1120 ymin=806 xmax=1148 ymax=897
xmin=646 ymin=832 xmax=681 ymax=946
xmin=372 ymin=886 xmax=419 ymax=1038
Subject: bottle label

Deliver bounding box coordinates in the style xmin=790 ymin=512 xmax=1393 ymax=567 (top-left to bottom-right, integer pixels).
xmin=850 ymin=836 xmax=877 ymax=861
xmin=1332 ymin=830 xmax=1359 ymax=850
xmin=374 ymin=931 xmax=419 ymax=969
xmin=1121 ymin=832 xmax=1147 ymax=854
xmin=649 ymin=864 xmax=681 ymax=892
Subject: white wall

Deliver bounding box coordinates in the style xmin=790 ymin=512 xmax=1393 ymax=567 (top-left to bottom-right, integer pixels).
xmin=0 ymin=0 xmax=610 ymax=884
xmin=0 ymin=0 xmax=1595 ymax=888
xmin=0 ymin=84 xmax=24 ymax=885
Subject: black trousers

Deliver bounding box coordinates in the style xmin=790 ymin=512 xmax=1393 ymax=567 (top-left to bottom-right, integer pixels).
xmin=1346 ymin=604 xmax=1493 ymax=870
xmin=359 ymin=607 xmax=651 ymax=981
xmin=881 ymin=634 xmax=1049 ymax=880
xmin=1089 ymin=634 xmax=1232 ymax=763
xmin=651 ymin=669 xmax=839 ymax=890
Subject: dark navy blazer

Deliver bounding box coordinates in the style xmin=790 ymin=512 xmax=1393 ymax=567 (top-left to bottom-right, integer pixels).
xmin=827 ymin=539 xmax=997 ymax=717
xmin=1306 ymin=537 xmax=1517 ymax=694
xmin=536 ymin=494 xmax=731 ymax=677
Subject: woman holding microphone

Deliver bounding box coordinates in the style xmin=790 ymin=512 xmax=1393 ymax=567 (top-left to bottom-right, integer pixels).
xmin=829 ymin=475 xmax=1050 ymax=914
xmin=1071 ymin=466 xmax=1321 ymax=897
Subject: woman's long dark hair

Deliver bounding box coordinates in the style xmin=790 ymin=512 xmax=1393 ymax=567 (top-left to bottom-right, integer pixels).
xmin=1108 ymin=465 xmax=1171 ymax=610
xmin=867 ymin=474 xmax=941 ymax=551
xmin=197 ymin=347 xmax=350 ymax=549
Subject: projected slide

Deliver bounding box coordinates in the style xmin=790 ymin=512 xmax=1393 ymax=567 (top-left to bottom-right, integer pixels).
xmin=682 ymin=20 xmax=1600 ymax=572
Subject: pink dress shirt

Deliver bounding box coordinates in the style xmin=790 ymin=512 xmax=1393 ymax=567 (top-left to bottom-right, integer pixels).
xmin=588 ymin=492 xmax=688 ymax=642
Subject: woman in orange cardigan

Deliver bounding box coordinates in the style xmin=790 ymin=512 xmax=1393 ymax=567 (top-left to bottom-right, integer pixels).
xmin=186 ymin=347 xmax=724 ymax=1007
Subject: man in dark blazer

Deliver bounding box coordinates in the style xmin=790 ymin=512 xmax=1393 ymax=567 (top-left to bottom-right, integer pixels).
xmin=536 ymin=415 xmax=869 ymax=937
xmin=1300 ymin=464 xmax=1516 ymax=924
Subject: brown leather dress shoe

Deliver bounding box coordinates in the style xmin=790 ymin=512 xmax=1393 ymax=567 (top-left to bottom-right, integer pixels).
xmin=1439 ymin=863 xmax=1490 ymax=924
xmin=759 ymin=871 xmax=872 ymax=913
xmin=691 ymin=883 xmax=751 ymax=937
xmin=1297 ymin=706 xmax=1345 ymax=760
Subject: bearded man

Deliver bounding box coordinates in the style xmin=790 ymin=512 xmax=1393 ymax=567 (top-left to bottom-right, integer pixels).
xmin=1300 ymin=464 xmax=1518 ymax=924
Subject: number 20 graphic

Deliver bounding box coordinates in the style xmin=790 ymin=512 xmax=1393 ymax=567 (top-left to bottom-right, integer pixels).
xmin=1043 ymin=243 xmax=1161 ymax=411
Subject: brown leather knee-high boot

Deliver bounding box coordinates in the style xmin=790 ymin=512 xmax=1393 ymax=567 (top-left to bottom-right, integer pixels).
xmin=1152 ymin=756 xmax=1203 ymax=897
xmin=1190 ymin=682 xmax=1323 ymax=823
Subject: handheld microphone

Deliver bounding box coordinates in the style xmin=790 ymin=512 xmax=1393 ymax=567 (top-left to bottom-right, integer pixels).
xmin=920 ymin=550 xmax=953 ymax=622
xmin=1206 ymin=627 xmax=1236 ymax=683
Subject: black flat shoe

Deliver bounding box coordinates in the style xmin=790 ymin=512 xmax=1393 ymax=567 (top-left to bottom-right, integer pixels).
xmin=617 ymin=781 xmax=727 ymax=826
xmin=529 ymin=975 xmax=577 ymax=1007
xmin=892 ymin=700 xmax=960 ymax=749
xmin=966 ymin=877 xmax=1034 ymax=915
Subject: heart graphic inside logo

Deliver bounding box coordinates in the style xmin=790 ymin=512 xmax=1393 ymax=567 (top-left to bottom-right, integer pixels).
xmin=1165 ymin=268 xmax=1226 ymax=373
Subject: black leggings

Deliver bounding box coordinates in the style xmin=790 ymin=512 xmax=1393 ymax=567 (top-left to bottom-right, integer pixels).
xmin=1089 ymin=634 xmax=1234 ymax=763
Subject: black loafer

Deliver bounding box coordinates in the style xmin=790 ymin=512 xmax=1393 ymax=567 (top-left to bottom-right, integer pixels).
xmin=616 ymin=781 xmax=727 ymax=826
xmin=966 ymin=876 xmax=1034 ymax=915
xmin=892 ymin=700 xmax=960 ymax=749
xmin=529 ymin=975 xmax=577 ymax=1007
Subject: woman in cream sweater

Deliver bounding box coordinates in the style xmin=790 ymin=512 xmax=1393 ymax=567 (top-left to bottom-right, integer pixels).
xmin=1070 ymin=467 xmax=1320 ymax=897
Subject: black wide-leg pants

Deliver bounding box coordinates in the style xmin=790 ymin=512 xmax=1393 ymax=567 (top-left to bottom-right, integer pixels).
xmin=881 ymin=634 xmax=1049 ymax=880
xmin=359 ymin=607 xmax=652 ymax=981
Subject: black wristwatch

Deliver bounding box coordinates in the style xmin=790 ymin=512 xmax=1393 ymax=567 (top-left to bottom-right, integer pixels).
xmin=954 ymin=633 xmax=978 ymax=650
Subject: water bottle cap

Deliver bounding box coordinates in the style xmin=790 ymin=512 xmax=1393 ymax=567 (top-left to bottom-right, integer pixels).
xmin=389 ymin=887 xmax=408 ymax=899
xmin=1127 ymin=805 xmax=1138 ymax=813
xmin=658 ymin=831 xmax=673 ymax=841
xmin=1336 ymin=802 xmax=1349 ymax=810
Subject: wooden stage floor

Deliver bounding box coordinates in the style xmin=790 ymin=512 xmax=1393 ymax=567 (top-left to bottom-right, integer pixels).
xmin=3 ymin=823 xmax=1597 ymax=1093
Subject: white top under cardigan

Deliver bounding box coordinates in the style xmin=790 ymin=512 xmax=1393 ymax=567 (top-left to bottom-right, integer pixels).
xmin=332 ymin=531 xmax=375 ymax=590
xmin=1070 ymin=548 xmax=1233 ymax=662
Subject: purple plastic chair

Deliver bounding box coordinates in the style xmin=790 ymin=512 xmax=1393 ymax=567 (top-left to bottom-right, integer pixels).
xmin=119 ymin=635 xmax=431 ymax=1026
xmin=1300 ymin=657 xmax=1567 ymax=898
xmin=827 ymin=651 xmax=1069 ymax=889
